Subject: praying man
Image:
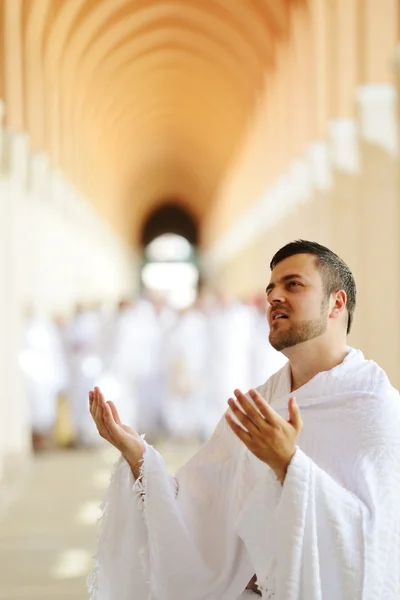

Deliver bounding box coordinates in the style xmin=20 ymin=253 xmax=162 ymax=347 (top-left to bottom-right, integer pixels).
xmin=88 ymin=240 xmax=400 ymax=600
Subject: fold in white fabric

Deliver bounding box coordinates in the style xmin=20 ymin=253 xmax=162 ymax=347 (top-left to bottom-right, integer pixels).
xmin=88 ymin=348 xmax=400 ymax=599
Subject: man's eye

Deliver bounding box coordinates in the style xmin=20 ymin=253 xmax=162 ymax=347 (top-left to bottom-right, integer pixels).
xmin=288 ymin=281 xmax=300 ymax=288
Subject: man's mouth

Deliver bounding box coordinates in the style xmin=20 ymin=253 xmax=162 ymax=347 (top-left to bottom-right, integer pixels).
xmin=271 ymin=311 xmax=289 ymax=321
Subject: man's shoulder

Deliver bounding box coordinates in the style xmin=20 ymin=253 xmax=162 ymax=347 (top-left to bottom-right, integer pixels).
xmin=345 ymin=348 xmax=397 ymax=396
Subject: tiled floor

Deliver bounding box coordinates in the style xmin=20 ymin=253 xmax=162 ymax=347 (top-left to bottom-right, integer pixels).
xmin=0 ymin=441 xmax=200 ymax=600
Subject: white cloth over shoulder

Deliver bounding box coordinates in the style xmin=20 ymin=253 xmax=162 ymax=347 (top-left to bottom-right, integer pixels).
xmin=88 ymin=348 xmax=400 ymax=600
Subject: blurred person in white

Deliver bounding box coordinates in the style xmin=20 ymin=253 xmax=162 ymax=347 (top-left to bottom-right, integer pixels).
xmin=208 ymin=291 xmax=255 ymax=429
xmin=98 ymin=299 xmax=139 ymax=430
xmin=20 ymin=306 xmax=69 ymax=451
xmin=65 ymin=303 xmax=104 ymax=447
xmin=88 ymin=240 xmax=400 ymax=600
xmin=132 ymin=293 xmax=173 ymax=441
xmin=164 ymin=293 xmax=212 ymax=440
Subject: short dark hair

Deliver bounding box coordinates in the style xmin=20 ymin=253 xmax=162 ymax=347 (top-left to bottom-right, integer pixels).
xmin=270 ymin=240 xmax=356 ymax=334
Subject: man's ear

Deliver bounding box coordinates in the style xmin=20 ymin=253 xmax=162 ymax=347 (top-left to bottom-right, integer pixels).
xmin=329 ymin=290 xmax=347 ymax=319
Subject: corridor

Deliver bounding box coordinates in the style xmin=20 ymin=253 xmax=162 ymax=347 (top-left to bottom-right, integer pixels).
xmin=1 ymin=0 xmax=400 ymax=597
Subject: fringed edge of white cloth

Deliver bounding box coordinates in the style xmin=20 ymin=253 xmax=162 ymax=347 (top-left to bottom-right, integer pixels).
xmin=87 ymin=435 xmax=149 ymax=600
xmin=134 ymin=441 xmax=154 ymax=600
xmin=258 ymin=580 xmax=276 ymax=600
xmin=234 ymin=451 xmax=282 ymax=600
xmin=87 ymin=454 xmax=123 ymax=600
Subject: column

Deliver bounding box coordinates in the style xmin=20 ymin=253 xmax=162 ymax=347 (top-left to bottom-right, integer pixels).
xmin=356 ymin=0 xmax=400 ymax=382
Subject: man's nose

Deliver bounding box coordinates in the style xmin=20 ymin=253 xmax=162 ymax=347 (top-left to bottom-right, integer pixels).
xmin=268 ymin=288 xmax=285 ymax=304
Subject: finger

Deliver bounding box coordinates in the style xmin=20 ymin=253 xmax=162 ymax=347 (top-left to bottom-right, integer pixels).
xmin=288 ymin=397 xmax=303 ymax=432
xmin=94 ymin=400 xmax=115 ymax=439
xmin=93 ymin=389 xmax=103 ymax=421
xmin=91 ymin=397 xmax=105 ymax=429
xmin=94 ymin=387 xmax=106 ymax=420
xmin=233 ymin=390 xmax=265 ymax=430
xmin=107 ymin=401 xmax=122 ymax=425
xmin=96 ymin=387 xmax=106 ymax=404
xmin=227 ymin=398 xmax=260 ymax=436
xmin=102 ymin=402 xmax=120 ymax=438
xmin=91 ymin=389 xmax=100 ymax=418
xmin=89 ymin=391 xmax=98 ymax=420
xmin=225 ymin=411 xmax=253 ymax=447
xmin=90 ymin=401 xmax=109 ymax=440
xmin=249 ymin=389 xmax=281 ymax=426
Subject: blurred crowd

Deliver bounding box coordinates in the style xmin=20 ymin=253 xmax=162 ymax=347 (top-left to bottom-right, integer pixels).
xmin=19 ymin=290 xmax=287 ymax=452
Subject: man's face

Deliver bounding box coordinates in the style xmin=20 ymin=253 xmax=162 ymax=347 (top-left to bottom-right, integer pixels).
xmin=266 ymin=254 xmax=329 ymax=352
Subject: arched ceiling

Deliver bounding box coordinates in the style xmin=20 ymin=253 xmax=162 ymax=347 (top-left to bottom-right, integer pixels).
xmin=141 ymin=201 xmax=198 ymax=246
xmin=5 ymin=0 xmax=296 ymax=243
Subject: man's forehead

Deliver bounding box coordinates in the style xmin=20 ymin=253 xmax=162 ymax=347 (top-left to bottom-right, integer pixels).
xmin=269 ymin=254 xmax=318 ymax=280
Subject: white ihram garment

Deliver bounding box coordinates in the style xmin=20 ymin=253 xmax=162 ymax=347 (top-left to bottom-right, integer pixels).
xmin=88 ymin=348 xmax=400 ymax=599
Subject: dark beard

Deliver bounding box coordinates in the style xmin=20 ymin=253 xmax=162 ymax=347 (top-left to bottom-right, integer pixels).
xmin=269 ymin=301 xmax=328 ymax=352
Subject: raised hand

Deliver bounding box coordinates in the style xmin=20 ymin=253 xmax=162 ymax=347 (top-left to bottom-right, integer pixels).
xmin=89 ymin=387 xmax=145 ymax=476
xmin=225 ymin=388 xmax=302 ymax=483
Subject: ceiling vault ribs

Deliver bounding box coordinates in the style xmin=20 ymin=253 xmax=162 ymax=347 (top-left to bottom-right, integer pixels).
xmin=17 ymin=0 xmax=297 ymax=240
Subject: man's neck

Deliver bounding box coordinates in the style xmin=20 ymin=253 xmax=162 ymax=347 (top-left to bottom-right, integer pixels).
xmin=285 ymin=340 xmax=349 ymax=392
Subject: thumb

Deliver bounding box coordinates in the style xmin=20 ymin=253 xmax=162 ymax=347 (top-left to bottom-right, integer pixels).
xmin=107 ymin=400 xmax=122 ymax=425
xmin=288 ymin=397 xmax=302 ymax=432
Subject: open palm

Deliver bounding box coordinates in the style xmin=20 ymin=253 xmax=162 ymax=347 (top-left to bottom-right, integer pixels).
xmin=89 ymin=387 xmax=145 ymax=464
